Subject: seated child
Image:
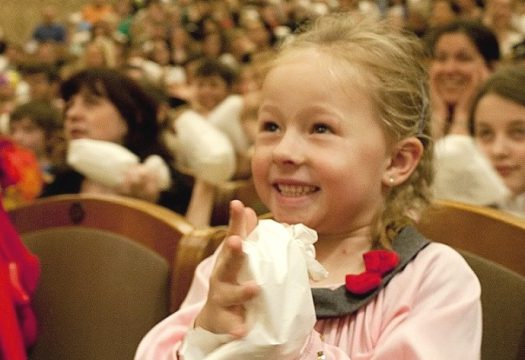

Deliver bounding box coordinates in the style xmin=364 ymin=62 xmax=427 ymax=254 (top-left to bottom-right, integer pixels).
xmin=9 ymin=100 xmax=63 ymax=185
xmin=0 ymin=136 xmax=43 ymax=210
xmin=19 ymin=62 xmax=63 ymax=109
xmin=135 ymin=13 xmax=481 ymax=359
xmin=470 ymin=64 xmax=525 ymax=217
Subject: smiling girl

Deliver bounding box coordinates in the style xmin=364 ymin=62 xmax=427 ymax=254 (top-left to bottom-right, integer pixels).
xmin=470 ymin=64 xmax=525 ymax=216
xmin=136 ymin=14 xmax=481 ymax=359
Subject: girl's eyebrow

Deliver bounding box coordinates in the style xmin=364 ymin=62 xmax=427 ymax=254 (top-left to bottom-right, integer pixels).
xmin=258 ymin=103 xmax=281 ymax=114
xmin=508 ymin=119 xmax=525 ymax=126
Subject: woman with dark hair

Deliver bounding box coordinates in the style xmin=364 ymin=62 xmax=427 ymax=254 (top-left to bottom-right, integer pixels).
xmin=426 ymin=20 xmax=501 ymax=138
xmin=41 ymin=67 xmax=193 ymax=215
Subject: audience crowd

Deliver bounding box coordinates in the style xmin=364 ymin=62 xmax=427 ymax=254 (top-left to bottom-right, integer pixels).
xmin=1 ymin=0 xmax=525 ymax=220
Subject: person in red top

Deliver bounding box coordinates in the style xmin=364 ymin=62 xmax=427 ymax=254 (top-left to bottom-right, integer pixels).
xmin=0 ymin=137 xmax=41 ymax=360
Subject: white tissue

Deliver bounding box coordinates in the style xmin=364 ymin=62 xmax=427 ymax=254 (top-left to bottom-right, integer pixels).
xmin=67 ymin=139 xmax=139 ymax=188
xmin=143 ymin=154 xmax=172 ymax=191
xmin=174 ymin=110 xmax=236 ymax=184
xmin=207 ymin=95 xmax=251 ymax=154
xmin=67 ymin=139 xmax=172 ymax=190
xmin=433 ymin=135 xmax=510 ymax=205
xmin=181 ymin=220 xmax=327 ymax=360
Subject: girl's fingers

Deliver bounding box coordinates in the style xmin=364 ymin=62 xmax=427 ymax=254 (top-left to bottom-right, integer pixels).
xmin=215 ymin=234 xmax=245 ymax=283
xmin=244 ymin=206 xmax=258 ymax=234
xmin=227 ymin=200 xmax=247 ymax=237
xmin=228 ymin=200 xmax=258 ymax=237
xmin=197 ymin=203 xmax=261 ymax=336
xmin=212 ymin=280 xmax=260 ymax=307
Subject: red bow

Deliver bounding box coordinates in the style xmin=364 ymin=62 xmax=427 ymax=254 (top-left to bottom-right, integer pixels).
xmin=345 ymin=250 xmax=400 ymax=295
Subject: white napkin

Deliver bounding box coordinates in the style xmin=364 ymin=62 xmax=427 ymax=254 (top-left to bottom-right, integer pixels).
xmin=498 ymin=193 xmax=525 ymax=218
xmin=433 ymin=135 xmax=510 ymax=205
xmin=174 ymin=110 xmax=236 ymax=185
xmin=207 ymin=95 xmax=251 ymax=154
xmin=67 ymin=139 xmax=171 ymax=190
xmin=181 ymin=220 xmax=327 ymax=360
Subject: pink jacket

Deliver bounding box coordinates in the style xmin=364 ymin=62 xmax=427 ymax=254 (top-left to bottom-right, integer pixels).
xmin=136 ymin=242 xmax=481 ymax=359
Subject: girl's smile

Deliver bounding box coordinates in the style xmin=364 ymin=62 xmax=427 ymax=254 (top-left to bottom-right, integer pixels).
xmin=273 ymin=181 xmax=320 ymax=198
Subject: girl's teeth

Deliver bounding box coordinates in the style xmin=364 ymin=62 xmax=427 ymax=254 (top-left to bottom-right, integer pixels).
xmin=278 ymin=184 xmax=317 ymax=196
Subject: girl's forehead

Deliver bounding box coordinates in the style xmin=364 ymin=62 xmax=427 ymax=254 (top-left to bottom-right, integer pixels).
xmin=262 ymin=52 xmax=373 ymax=109
xmin=271 ymin=48 xmax=367 ymax=87
xmin=276 ymin=47 xmax=333 ymax=66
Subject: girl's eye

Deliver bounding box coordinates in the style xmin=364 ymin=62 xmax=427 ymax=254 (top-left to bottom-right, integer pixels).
xmin=260 ymin=121 xmax=280 ymax=133
xmin=313 ymin=123 xmax=332 ymax=134
xmin=509 ymin=127 xmax=525 ymax=141
xmin=475 ymin=128 xmax=494 ymax=142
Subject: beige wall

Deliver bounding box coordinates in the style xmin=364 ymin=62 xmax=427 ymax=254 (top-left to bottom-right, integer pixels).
xmin=0 ymin=0 xmax=90 ymax=45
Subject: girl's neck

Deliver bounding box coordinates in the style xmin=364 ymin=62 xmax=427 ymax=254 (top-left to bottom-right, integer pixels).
xmin=313 ymin=226 xmax=374 ymax=286
xmin=316 ymin=226 xmax=373 ymax=256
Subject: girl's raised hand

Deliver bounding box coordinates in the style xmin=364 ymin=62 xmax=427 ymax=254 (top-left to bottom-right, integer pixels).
xmin=194 ymin=200 xmax=259 ymax=337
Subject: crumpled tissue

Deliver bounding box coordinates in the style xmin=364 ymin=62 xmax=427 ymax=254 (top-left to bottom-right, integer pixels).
xmin=67 ymin=139 xmax=172 ymax=190
xmin=433 ymin=134 xmax=510 ymax=205
xmin=174 ymin=110 xmax=236 ymax=185
xmin=181 ymin=219 xmax=328 ymax=360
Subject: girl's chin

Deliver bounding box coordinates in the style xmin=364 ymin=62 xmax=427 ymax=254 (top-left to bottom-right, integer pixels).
xmin=272 ymin=210 xmax=310 ymax=226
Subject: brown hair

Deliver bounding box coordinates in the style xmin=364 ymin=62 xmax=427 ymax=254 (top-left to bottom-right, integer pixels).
xmin=469 ymin=64 xmax=525 ymax=135
xmin=272 ymin=14 xmax=434 ymax=247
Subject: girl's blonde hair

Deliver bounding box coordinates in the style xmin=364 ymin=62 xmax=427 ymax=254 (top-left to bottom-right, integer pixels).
xmin=274 ymin=13 xmax=434 ymax=248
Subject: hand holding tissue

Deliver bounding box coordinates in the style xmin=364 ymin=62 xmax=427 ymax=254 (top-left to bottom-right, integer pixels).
xmin=181 ymin=219 xmax=328 ymax=360
xmin=67 ymin=139 xmax=172 ymax=190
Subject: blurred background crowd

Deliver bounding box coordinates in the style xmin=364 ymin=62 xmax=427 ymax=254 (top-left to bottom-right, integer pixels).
xmin=1 ymin=0 xmax=525 ymax=223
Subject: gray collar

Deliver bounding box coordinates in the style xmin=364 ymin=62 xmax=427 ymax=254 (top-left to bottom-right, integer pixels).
xmin=312 ymin=226 xmax=430 ymax=318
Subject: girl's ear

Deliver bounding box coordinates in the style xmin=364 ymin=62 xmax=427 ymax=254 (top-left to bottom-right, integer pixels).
xmin=382 ymin=137 xmax=424 ymax=187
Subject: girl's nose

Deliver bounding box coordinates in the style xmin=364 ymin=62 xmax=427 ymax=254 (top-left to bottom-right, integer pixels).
xmin=272 ymin=130 xmax=304 ymax=165
xmin=490 ymin=134 xmax=511 ymax=158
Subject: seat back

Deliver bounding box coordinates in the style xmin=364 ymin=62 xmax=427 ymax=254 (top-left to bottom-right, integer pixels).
xmin=460 ymin=251 xmax=525 ymax=360
xmin=8 ymin=193 xmax=195 ymax=310
xmin=417 ymin=199 xmax=525 ymax=277
xmin=172 ymin=226 xmax=227 ymax=310
xmin=8 ymin=194 xmax=195 ymax=359
xmin=23 ymin=227 xmax=169 ymax=360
